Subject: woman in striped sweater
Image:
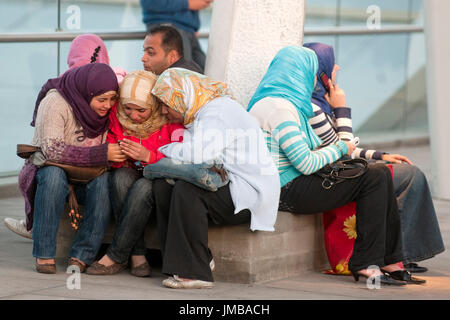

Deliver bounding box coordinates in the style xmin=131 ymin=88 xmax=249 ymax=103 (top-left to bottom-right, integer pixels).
xmin=304 ymin=42 xmax=444 ymax=275
xmin=248 ymin=46 xmax=410 ymax=286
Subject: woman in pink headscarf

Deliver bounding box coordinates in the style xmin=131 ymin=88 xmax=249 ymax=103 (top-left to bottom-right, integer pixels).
xmin=66 ymin=33 xmax=127 ymax=83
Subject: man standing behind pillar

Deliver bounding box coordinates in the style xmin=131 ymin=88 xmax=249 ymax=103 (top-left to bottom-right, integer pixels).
xmin=142 ymin=25 xmax=203 ymax=75
xmin=140 ymin=0 xmax=213 ymax=72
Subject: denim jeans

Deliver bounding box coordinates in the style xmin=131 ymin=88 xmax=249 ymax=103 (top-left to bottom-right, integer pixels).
xmin=391 ymin=164 xmax=445 ymax=262
xmin=32 ymin=166 xmax=111 ymax=264
xmin=143 ymin=158 xmax=229 ymax=191
xmin=106 ymin=167 xmax=153 ymax=264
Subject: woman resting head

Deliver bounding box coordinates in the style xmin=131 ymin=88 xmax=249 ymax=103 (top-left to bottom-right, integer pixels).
xmin=148 ymin=68 xmax=280 ymax=288
xmin=152 ymin=67 xmax=231 ymax=126
xmin=124 ymin=68 xmax=230 ymax=191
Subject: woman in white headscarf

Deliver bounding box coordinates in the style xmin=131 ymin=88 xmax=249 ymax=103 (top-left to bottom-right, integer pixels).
xmin=151 ymin=68 xmax=281 ymax=289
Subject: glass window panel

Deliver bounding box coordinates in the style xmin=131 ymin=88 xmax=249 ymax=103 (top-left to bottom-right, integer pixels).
xmin=59 ymin=0 xmax=145 ymax=32
xmin=334 ymin=33 xmax=427 ymax=142
xmin=0 ymin=42 xmax=58 ymax=176
xmin=0 ymin=0 xmax=58 ymax=33
xmin=199 ymin=5 xmax=212 ymax=33
xmin=305 ymin=0 xmax=338 ymax=28
xmin=0 ymin=0 xmax=426 ymax=176
xmin=303 ymin=36 xmax=338 ymax=51
xmin=199 ymin=5 xmax=212 ymax=52
xmin=338 ymin=0 xmax=410 ymax=26
xmin=336 ymin=33 xmax=409 ymax=130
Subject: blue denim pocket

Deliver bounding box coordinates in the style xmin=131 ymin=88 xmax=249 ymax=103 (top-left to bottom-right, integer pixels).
xmin=143 ymin=158 xmax=229 ymax=191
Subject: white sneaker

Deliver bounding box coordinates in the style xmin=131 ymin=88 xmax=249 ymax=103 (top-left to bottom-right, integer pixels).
xmin=162 ymin=275 xmax=214 ymax=289
xmin=3 ymin=218 xmax=33 ymax=239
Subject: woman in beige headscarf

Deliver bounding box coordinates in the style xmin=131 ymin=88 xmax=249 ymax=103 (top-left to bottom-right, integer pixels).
xmin=86 ymin=70 xmax=183 ymax=276
xmin=86 ymin=70 xmax=228 ymax=277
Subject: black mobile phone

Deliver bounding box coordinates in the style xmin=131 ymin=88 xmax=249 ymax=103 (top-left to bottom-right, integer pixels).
xmin=320 ymin=71 xmax=331 ymax=92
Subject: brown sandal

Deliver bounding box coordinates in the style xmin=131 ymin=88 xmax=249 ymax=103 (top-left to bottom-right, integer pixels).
xmin=86 ymin=261 xmax=127 ymax=275
xmin=35 ymin=259 xmax=56 ymax=274
xmin=131 ymin=261 xmax=152 ymax=277
xmin=68 ymin=258 xmax=87 ymax=273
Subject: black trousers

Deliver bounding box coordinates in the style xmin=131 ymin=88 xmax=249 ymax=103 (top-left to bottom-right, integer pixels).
xmin=280 ymin=163 xmax=404 ymax=272
xmin=153 ymin=179 xmax=250 ymax=282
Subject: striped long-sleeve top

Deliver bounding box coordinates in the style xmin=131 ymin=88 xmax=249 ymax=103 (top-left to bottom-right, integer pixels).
xmin=308 ymin=103 xmax=385 ymax=160
xmin=249 ymin=97 xmax=348 ymax=187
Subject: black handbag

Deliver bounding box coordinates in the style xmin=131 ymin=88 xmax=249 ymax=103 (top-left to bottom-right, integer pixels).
xmin=314 ymin=158 xmax=369 ymax=189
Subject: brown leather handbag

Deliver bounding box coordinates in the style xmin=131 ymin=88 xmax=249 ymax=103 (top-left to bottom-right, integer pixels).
xmin=17 ymin=144 xmax=108 ymax=230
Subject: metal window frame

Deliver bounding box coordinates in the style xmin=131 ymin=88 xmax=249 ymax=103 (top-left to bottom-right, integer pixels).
xmin=0 ymin=25 xmax=423 ymax=43
xmin=0 ymin=24 xmax=424 ymax=178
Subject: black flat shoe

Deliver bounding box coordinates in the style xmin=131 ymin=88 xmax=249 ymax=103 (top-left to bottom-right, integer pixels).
xmin=351 ymin=271 xmax=406 ymax=286
xmin=403 ymin=262 xmax=428 ymax=273
xmin=382 ymin=269 xmax=426 ymax=285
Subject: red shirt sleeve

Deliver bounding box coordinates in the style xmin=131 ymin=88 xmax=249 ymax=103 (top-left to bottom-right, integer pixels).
xmin=107 ymin=104 xmax=124 ymax=168
xmin=168 ymin=123 xmax=185 ymax=143
xmin=141 ymin=123 xmax=185 ymax=165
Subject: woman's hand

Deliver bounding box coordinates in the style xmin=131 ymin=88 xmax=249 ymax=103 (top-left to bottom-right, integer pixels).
xmin=188 ymin=0 xmax=213 ymax=10
xmin=119 ymin=139 xmax=151 ymax=163
xmin=107 ymin=143 xmax=127 ymax=162
xmin=324 ymin=80 xmax=346 ymax=108
xmin=343 ymin=141 xmax=356 ymax=156
xmin=382 ymin=154 xmax=413 ymax=165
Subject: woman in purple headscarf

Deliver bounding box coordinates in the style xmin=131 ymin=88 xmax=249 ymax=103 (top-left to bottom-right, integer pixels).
xmin=5 ymin=34 xmax=127 ymax=241
xmin=18 ymin=63 xmax=124 ymax=274
xmin=304 ymin=42 xmax=444 ymax=279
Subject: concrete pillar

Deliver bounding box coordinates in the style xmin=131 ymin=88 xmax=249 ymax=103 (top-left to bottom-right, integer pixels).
xmin=205 ymin=0 xmax=306 ymax=107
xmin=424 ymin=0 xmax=450 ymax=199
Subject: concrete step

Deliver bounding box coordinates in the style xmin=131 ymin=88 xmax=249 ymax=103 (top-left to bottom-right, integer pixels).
xmin=56 ymin=207 xmax=328 ymax=284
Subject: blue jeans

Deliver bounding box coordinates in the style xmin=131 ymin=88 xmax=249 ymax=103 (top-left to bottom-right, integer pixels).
xmin=391 ymin=164 xmax=445 ymax=262
xmin=143 ymin=158 xmax=229 ymax=191
xmin=32 ymin=166 xmax=111 ymax=264
xmin=106 ymin=168 xmax=153 ymax=264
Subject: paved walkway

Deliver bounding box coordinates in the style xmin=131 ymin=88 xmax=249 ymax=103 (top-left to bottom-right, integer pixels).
xmin=0 ymin=143 xmax=449 ymax=301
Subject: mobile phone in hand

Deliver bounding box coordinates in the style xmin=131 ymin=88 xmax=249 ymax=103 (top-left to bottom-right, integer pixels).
xmin=320 ymin=71 xmax=331 ymax=92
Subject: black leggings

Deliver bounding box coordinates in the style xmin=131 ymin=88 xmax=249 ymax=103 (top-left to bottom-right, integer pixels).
xmin=280 ymin=163 xmax=404 ymax=272
xmin=153 ymin=179 xmax=250 ymax=282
